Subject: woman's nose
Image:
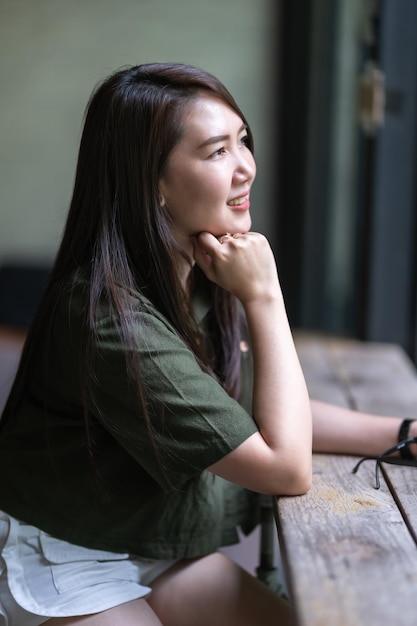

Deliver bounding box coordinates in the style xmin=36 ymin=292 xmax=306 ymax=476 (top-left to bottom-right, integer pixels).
xmin=233 ymin=152 xmax=256 ymax=183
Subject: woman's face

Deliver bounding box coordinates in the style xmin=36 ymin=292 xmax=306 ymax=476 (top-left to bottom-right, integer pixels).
xmin=159 ymin=94 xmax=256 ymax=254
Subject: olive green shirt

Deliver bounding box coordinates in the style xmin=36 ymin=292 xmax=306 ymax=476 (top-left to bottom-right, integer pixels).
xmin=0 ymin=277 xmax=259 ymax=559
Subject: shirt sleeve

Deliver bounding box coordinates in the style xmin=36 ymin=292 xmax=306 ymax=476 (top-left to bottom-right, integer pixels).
xmin=91 ymin=309 xmax=258 ymax=491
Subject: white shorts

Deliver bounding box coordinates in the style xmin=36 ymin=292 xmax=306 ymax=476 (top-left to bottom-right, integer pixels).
xmin=0 ymin=511 xmax=177 ymax=626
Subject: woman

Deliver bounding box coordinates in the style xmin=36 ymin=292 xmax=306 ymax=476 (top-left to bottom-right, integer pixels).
xmin=0 ymin=62 xmax=415 ymax=626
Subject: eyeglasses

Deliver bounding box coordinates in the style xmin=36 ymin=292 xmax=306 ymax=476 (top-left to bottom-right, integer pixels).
xmin=352 ymin=437 xmax=417 ymax=489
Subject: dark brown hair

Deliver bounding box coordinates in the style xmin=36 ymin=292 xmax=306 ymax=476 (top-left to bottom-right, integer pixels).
xmin=1 ymin=63 xmax=254 ymax=460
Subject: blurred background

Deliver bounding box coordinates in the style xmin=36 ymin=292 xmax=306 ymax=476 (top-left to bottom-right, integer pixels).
xmin=277 ymin=0 xmax=417 ymax=364
xmin=0 ymin=0 xmax=416 ymax=587
xmin=0 ymin=0 xmax=277 ymax=324
xmin=0 ymin=0 xmax=416 ymax=358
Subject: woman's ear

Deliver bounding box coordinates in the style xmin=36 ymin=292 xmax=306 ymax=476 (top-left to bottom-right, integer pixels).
xmin=158 ymin=179 xmax=167 ymax=207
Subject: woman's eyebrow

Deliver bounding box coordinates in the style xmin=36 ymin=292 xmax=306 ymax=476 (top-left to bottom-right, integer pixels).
xmin=198 ymin=123 xmax=247 ymax=149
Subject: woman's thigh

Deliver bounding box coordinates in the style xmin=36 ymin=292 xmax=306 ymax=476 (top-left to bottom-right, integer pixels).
xmin=45 ymin=553 xmax=294 ymax=626
xmin=148 ymin=552 xmax=294 ymax=626
xmin=45 ymin=599 xmax=163 ymax=626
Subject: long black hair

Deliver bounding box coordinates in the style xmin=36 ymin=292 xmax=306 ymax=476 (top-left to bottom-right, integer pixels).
xmin=1 ymin=63 xmax=255 ymax=455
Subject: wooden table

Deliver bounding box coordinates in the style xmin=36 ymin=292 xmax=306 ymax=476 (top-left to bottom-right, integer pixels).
xmin=275 ymin=333 xmax=417 ymax=626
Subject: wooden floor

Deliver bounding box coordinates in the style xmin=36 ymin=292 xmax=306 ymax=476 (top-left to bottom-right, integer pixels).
xmin=0 ymin=327 xmax=25 ymax=415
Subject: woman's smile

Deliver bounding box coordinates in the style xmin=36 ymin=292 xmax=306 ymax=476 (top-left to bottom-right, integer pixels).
xmin=227 ymin=194 xmax=251 ymax=210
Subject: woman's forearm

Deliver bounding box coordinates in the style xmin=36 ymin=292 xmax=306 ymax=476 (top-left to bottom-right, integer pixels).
xmin=245 ymin=296 xmax=312 ymax=465
xmin=311 ymin=399 xmax=417 ymax=457
xmin=195 ymin=231 xmax=313 ymax=493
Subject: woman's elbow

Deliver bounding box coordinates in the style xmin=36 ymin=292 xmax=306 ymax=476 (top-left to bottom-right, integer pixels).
xmin=264 ymin=459 xmax=313 ymax=496
xmin=284 ymin=468 xmax=312 ymax=496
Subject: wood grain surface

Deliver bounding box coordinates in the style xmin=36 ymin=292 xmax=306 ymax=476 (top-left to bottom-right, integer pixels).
xmin=276 ymin=333 xmax=417 ymax=626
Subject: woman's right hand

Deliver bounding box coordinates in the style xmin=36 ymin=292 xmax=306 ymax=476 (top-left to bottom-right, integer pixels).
xmin=194 ymin=230 xmax=313 ymax=497
xmin=193 ymin=231 xmax=282 ymax=305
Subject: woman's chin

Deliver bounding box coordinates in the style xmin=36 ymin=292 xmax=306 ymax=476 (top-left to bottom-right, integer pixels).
xmin=225 ymin=215 xmax=252 ymax=236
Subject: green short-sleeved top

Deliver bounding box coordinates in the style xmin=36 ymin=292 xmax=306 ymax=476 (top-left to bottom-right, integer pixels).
xmin=0 ymin=275 xmax=259 ymax=559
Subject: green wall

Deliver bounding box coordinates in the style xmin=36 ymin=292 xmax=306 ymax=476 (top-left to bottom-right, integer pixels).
xmin=0 ymin=0 xmax=277 ymax=264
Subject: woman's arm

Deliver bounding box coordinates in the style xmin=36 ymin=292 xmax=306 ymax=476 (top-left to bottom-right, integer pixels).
xmin=311 ymin=399 xmax=417 ymax=457
xmin=194 ymin=232 xmax=312 ymax=496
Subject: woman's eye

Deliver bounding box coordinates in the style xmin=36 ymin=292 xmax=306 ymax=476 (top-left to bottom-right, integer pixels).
xmin=240 ymin=134 xmax=250 ymax=147
xmin=211 ymin=147 xmax=226 ymax=157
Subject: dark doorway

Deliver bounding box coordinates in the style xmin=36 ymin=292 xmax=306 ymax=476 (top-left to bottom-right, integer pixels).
xmin=276 ymin=0 xmax=417 ymax=361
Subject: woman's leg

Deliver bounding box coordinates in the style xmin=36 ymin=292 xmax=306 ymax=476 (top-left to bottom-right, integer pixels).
xmin=148 ymin=552 xmax=294 ymax=626
xmin=46 ymin=552 xmax=294 ymax=626
xmin=45 ymin=598 xmax=164 ymax=625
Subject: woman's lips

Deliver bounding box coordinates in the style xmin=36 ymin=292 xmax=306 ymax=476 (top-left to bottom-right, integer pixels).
xmin=227 ymin=195 xmax=250 ymax=211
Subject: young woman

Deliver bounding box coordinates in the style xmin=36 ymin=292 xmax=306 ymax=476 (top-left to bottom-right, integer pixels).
xmin=0 ymin=62 xmax=415 ymax=626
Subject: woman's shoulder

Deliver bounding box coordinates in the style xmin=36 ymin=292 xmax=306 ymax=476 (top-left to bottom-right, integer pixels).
xmin=62 ymin=273 xmax=157 ymax=316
